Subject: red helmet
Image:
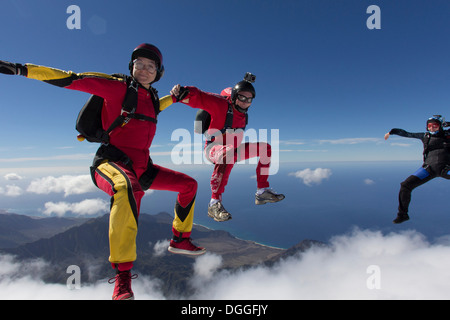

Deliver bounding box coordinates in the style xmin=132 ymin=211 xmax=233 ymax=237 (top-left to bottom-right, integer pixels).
xmin=129 ymin=43 xmax=164 ymax=83
xmin=220 ymin=87 xmax=232 ymax=97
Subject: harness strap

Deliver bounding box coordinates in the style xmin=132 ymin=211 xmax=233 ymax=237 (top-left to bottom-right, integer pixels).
xmin=101 ymin=78 xmax=158 ymax=143
xmin=89 ymin=144 xmax=136 ymax=186
xmin=125 ymin=113 xmax=157 ymax=123
xmin=205 ymin=104 xmax=247 ymax=143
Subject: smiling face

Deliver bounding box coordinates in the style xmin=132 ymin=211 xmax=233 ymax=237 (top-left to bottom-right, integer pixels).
xmin=132 ymin=57 xmax=157 ymax=88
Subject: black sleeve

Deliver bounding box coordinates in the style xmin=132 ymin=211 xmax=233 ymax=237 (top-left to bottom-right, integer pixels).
xmin=389 ymin=128 xmax=425 ymax=140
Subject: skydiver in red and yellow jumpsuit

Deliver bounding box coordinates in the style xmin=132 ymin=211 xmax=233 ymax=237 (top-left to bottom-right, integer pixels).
xmin=0 ymin=43 xmax=205 ymax=300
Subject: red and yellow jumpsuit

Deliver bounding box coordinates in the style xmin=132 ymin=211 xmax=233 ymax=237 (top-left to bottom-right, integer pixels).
xmin=174 ymin=86 xmax=271 ymax=200
xmin=25 ymin=64 xmax=197 ymax=270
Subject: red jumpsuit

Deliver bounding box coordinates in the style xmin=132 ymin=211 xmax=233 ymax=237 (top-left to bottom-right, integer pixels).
xmin=175 ymin=86 xmax=271 ymax=200
xmin=26 ymin=64 xmax=197 ymax=270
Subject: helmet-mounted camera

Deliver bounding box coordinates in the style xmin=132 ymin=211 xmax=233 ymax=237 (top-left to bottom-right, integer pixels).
xmin=244 ymin=72 xmax=256 ymax=83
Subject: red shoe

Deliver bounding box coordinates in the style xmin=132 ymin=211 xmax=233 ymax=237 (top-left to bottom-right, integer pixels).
xmin=168 ymin=238 xmax=206 ymax=256
xmin=108 ymin=270 xmax=138 ymax=300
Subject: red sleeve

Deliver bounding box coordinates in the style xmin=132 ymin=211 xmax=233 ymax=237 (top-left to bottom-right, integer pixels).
xmin=24 ymin=64 xmax=127 ymax=101
xmin=67 ymin=77 xmax=126 ymax=102
xmin=179 ymin=86 xmax=228 ymax=120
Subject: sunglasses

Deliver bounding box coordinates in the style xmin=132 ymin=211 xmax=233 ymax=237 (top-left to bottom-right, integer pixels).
xmin=236 ymin=94 xmax=253 ymax=103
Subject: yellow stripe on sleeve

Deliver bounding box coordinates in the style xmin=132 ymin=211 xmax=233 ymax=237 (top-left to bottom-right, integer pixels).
xmin=25 ymin=63 xmax=121 ymax=82
xmin=25 ymin=64 xmax=75 ymax=81
xmin=159 ymin=95 xmax=174 ymax=111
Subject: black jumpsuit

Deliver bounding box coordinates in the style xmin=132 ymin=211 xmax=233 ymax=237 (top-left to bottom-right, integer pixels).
xmin=389 ymin=128 xmax=450 ymax=216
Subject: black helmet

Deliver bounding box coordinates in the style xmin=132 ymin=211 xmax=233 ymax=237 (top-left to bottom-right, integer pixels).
xmin=231 ymin=80 xmax=256 ymax=101
xmin=129 ymin=43 xmax=164 ymax=83
xmin=231 ymin=72 xmax=256 ymax=104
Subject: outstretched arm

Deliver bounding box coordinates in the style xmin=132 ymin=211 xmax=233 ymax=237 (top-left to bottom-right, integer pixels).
xmin=25 ymin=63 xmax=118 ymax=87
xmin=169 ymin=84 xmax=225 ymax=116
xmin=1 ymin=60 xmax=117 ymax=84
xmin=0 ymin=60 xmax=124 ymax=98
xmin=385 ymin=128 xmax=425 ymax=140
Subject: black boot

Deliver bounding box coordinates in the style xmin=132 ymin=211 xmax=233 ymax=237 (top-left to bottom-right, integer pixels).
xmin=393 ymin=213 xmax=410 ymax=224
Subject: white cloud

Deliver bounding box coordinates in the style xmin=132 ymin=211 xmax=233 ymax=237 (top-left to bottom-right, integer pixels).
xmin=289 ymin=168 xmax=332 ymax=186
xmin=2 ymin=229 xmax=450 ymax=299
xmin=42 ymin=198 xmax=109 ymax=217
xmin=319 ymin=138 xmax=381 ymax=145
xmin=390 ymin=143 xmax=412 ymax=147
xmin=152 ymin=240 xmax=169 ymax=257
xmin=0 ymin=185 xmax=24 ymax=197
xmin=27 ymin=175 xmax=97 ymax=197
xmin=4 ymin=173 xmax=23 ymax=180
xmin=193 ymin=253 xmax=223 ymax=281
xmin=364 ymin=179 xmax=375 ymax=185
xmin=281 ymin=140 xmax=306 ymax=146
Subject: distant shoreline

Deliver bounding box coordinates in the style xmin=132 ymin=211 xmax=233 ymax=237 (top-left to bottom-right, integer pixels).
xmin=193 ymin=221 xmax=287 ymax=250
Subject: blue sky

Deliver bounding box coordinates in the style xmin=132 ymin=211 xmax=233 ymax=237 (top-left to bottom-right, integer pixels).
xmin=1 ymin=0 xmax=450 ymax=173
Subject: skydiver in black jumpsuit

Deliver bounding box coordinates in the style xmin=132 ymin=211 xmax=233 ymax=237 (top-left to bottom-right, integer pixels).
xmin=385 ymin=116 xmax=450 ymax=223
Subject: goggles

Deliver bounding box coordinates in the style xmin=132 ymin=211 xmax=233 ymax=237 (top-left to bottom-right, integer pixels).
xmin=133 ymin=59 xmax=157 ymax=73
xmin=427 ymin=122 xmax=440 ymax=130
xmin=236 ymin=94 xmax=253 ymax=103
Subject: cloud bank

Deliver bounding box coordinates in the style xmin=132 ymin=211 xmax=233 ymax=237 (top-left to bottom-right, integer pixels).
xmin=42 ymin=198 xmax=109 ymax=217
xmin=27 ymin=175 xmax=96 ymax=197
xmin=190 ymin=228 xmax=450 ymax=300
xmin=0 ymin=185 xmax=24 ymax=197
xmin=2 ymin=228 xmax=450 ymax=300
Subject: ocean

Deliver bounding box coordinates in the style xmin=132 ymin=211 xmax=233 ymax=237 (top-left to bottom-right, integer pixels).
xmin=2 ymin=160 xmax=449 ymax=249
xmin=142 ymin=160 xmax=450 ymax=248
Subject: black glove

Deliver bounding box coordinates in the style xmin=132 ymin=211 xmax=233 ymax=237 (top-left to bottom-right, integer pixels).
xmin=0 ymin=60 xmax=27 ymax=76
xmin=176 ymin=86 xmax=189 ymax=102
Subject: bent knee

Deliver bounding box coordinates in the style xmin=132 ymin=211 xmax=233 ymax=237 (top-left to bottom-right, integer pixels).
xmin=400 ymin=175 xmax=421 ymax=190
xmin=184 ymin=177 xmax=198 ymax=193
